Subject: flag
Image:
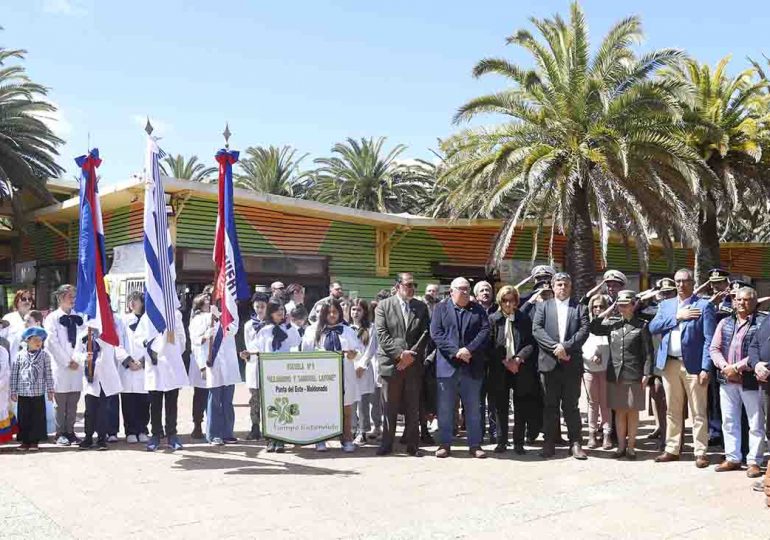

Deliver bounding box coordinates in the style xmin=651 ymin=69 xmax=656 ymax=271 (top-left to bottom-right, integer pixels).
xmin=142 ymin=135 xmax=179 ymax=342
xmin=74 ymin=148 xmax=119 ymax=346
xmin=212 ymin=148 xmax=249 ymax=344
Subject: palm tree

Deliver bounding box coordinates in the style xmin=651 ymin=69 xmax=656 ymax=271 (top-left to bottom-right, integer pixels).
xmin=310 ymin=137 xmax=432 ymax=214
xmin=235 ymin=145 xmax=310 ymax=197
xmin=661 ymin=56 xmax=770 ymax=280
xmin=0 ymin=44 xmax=64 ymax=207
xmin=443 ymin=2 xmax=705 ymax=296
xmin=159 ymin=154 xmax=216 ymax=183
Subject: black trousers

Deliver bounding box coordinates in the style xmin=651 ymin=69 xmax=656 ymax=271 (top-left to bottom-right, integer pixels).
xmin=149 ymin=389 xmax=179 ymax=438
xmin=540 ymin=367 xmax=583 ymax=444
xmin=17 ymin=395 xmax=47 ymax=444
xmin=192 ymin=387 xmax=208 ymax=425
xmin=480 ymin=366 xmax=497 ymax=439
xmin=121 ymin=393 xmax=150 ymax=436
xmin=84 ymin=391 xmax=110 ymax=442
xmin=380 ymin=365 xmax=421 ymax=450
xmin=107 ymin=394 xmax=120 ymax=436
xmin=489 ymin=365 xmax=542 ymax=445
xmin=707 ymin=365 xmax=723 ymax=439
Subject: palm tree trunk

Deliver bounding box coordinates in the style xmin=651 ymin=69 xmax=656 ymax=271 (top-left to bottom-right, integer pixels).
xmin=564 ymin=181 xmax=597 ymax=299
xmin=695 ymin=191 xmax=721 ymax=283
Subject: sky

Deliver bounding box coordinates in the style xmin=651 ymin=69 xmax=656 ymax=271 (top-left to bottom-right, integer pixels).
xmin=4 ymin=0 xmax=770 ymax=184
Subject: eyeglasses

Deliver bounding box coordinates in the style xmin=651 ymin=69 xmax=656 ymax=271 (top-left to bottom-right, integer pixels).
xmin=19 ymin=296 xmax=32 ymax=302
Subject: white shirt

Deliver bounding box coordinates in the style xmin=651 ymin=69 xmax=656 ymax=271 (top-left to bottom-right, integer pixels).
xmin=398 ymin=297 xmax=409 ymax=326
xmin=555 ymin=298 xmax=570 ymax=343
xmin=668 ymin=299 xmax=686 ymax=358
xmin=43 ymin=308 xmax=86 ymax=393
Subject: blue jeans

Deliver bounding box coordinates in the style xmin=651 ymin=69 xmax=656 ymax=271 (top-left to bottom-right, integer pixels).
xmin=437 ymin=371 xmax=483 ymax=448
xmin=206 ymin=385 xmax=235 ymax=441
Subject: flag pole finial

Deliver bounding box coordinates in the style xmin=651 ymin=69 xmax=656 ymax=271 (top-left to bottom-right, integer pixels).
xmin=145 ymin=117 xmax=154 ymax=136
xmin=223 ymin=123 xmax=231 ymax=149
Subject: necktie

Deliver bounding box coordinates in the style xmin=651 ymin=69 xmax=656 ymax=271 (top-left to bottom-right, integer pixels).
xmin=323 ymin=325 xmax=344 ymax=352
xmin=272 ymin=324 xmax=289 ymax=352
xmin=59 ymin=314 xmax=83 ymax=348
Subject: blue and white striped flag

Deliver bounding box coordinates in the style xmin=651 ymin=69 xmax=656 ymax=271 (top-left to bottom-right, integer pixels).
xmin=141 ymin=135 xmax=179 ymax=342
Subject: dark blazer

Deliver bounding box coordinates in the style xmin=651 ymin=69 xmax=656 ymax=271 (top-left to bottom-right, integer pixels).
xmin=375 ymin=295 xmax=430 ymax=378
xmin=748 ymin=314 xmax=770 ymax=393
xmin=488 ymin=310 xmax=538 ymax=394
xmin=532 ymin=298 xmax=590 ymax=372
xmin=589 ymin=316 xmax=654 ymax=383
xmin=430 ymin=299 xmax=490 ymax=379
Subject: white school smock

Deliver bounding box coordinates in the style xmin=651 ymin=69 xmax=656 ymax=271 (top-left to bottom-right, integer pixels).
xmin=253 ymin=322 xmax=302 ymax=385
xmin=302 ymin=324 xmax=363 ymax=406
xmin=0 ymin=346 xmax=10 ymax=422
xmin=43 ymin=308 xmax=86 ymax=393
xmin=135 ymin=310 xmax=188 ymax=392
xmin=75 ymin=324 xmax=126 ymax=398
xmin=244 ymin=319 xmax=265 ymax=389
xmin=187 ymin=313 xmax=211 ymax=389
xmin=192 ymin=321 xmax=241 ymax=389
xmin=119 ymin=313 xmax=147 ymax=394
xmin=350 ymin=325 xmax=378 ymax=396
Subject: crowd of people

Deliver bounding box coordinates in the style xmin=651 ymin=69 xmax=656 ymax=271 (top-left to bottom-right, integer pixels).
xmin=1 ymin=266 xmax=770 ymax=506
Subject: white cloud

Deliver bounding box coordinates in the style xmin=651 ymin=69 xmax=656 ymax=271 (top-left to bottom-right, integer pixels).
xmin=130 ymin=114 xmax=173 ymax=136
xmin=41 ymin=0 xmax=88 ymax=16
xmin=36 ymin=100 xmax=73 ymax=140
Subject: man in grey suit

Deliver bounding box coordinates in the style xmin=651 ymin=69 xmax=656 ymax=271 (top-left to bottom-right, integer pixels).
xmin=375 ymin=272 xmax=431 ymax=456
xmin=532 ymin=272 xmax=590 ymax=459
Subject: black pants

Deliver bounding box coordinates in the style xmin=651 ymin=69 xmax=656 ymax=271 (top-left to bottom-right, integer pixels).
xmin=707 ymin=364 xmax=722 ymax=439
xmin=193 ymin=387 xmax=208 ymax=425
xmin=17 ymin=395 xmax=47 ymax=444
xmin=540 ymin=368 xmax=583 ymax=444
xmin=490 ymin=366 xmax=541 ymax=445
xmin=84 ymin=391 xmax=110 ymax=442
xmin=480 ymin=366 xmax=497 ymax=439
xmin=380 ymin=365 xmax=421 ymax=450
xmin=107 ymin=394 xmax=120 ymax=436
xmin=149 ymin=389 xmax=179 ymax=438
xmin=121 ymin=393 xmax=150 ymax=436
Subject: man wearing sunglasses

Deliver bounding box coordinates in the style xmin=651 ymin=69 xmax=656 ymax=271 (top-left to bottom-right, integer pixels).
xmin=374 ymin=272 xmax=430 ymax=456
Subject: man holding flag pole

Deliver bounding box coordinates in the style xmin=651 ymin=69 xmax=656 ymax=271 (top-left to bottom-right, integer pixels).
xmin=134 ymin=120 xmax=189 ymax=452
xmin=196 ymin=124 xmax=249 ymax=446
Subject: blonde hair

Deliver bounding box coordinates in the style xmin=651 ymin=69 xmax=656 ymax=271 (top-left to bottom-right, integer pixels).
xmin=496 ymin=285 xmax=520 ymax=305
xmin=588 ymin=294 xmax=610 ymax=320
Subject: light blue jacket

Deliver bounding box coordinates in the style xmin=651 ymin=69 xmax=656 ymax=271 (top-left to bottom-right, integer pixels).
xmin=648 ymin=295 xmax=715 ymax=374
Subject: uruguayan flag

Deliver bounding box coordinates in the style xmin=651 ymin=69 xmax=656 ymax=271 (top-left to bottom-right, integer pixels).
xmin=141 ymin=136 xmax=179 ymax=342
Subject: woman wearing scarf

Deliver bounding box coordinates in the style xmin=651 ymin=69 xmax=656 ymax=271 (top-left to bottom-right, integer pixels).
xmin=302 ymin=298 xmax=363 ymax=453
xmin=488 ymin=285 xmax=537 ymax=454
xmin=244 ymin=300 xmax=301 ymax=452
xmin=42 ymin=284 xmax=85 ymax=446
xmin=241 ymin=292 xmax=270 ymax=441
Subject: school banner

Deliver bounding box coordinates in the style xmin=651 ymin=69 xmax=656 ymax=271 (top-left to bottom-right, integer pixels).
xmin=259 ymin=351 xmax=343 ymax=444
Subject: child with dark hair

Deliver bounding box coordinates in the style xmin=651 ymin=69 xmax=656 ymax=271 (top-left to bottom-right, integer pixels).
xmin=240 ymin=292 xmax=270 ymax=441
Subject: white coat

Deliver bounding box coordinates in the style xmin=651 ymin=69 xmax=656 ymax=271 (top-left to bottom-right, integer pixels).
xmin=0 ymin=345 xmax=10 ymax=421
xmin=250 ymin=323 xmax=302 ymax=388
xmin=75 ymin=324 xmax=126 ymax=398
xmin=4 ymin=311 xmax=26 ymax=363
xmin=120 ymin=312 xmax=147 ymax=394
xmin=135 ymin=310 xmax=188 ymax=392
xmin=187 ymin=313 xmax=210 ymax=389
xmin=191 ymin=320 xmax=241 ymax=389
xmin=243 ymin=319 xmax=266 ymax=389
xmin=43 ymin=308 xmax=86 ymax=393
xmin=302 ymin=323 xmax=363 ymax=406
xmin=350 ymin=324 xmax=378 ymax=396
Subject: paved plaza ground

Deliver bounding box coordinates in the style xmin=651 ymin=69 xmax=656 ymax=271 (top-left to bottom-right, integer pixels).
xmin=2 ymin=385 xmax=767 ymax=539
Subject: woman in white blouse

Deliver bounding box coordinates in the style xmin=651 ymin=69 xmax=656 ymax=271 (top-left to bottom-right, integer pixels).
xmin=302 ymin=299 xmax=363 ymax=453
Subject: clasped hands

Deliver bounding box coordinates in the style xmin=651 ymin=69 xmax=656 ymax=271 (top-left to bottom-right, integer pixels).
xmin=396 ymin=350 xmax=417 ymax=371
xmin=553 ymin=343 xmax=569 ymax=362
xmin=503 ymin=356 xmax=522 ymax=374
xmin=756 ymin=362 xmax=770 ymax=382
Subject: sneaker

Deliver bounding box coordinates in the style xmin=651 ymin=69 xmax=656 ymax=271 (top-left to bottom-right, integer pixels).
xmin=342 ymin=442 xmax=356 ymax=453
xmin=168 ymin=436 xmax=184 ymax=451
xmin=315 ymin=442 xmax=328 ymax=452
xmin=56 ymin=435 xmax=71 ymax=446
xmin=275 ymin=442 xmax=286 ymax=454
xmin=97 ymin=440 xmax=108 ymax=451
xmin=29 ymin=443 xmax=39 ymax=452
xmin=66 ymin=433 xmax=82 ymax=444
xmin=266 ymin=440 xmax=276 ymax=452
xmin=146 ymin=436 xmax=160 ymax=452
xmin=126 ymin=434 xmax=139 ymax=444
xmin=190 ymin=426 xmax=204 ymax=440
xmin=223 ymin=437 xmax=237 ymax=444
xmin=106 ymin=435 xmax=119 ymax=443
xmin=78 ymin=439 xmax=94 ymax=450
xmin=210 ymin=437 xmax=225 ymax=446
xmin=353 ymin=434 xmax=366 ymax=446
xmin=138 ymin=433 xmax=150 ymax=443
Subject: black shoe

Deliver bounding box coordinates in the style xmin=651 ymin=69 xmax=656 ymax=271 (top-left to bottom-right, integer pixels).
xmin=97 ymin=440 xmax=108 ymax=451
xmin=66 ymin=433 xmax=81 ymax=444
xmin=223 ymin=437 xmax=238 ymax=444
xmin=190 ymin=426 xmax=204 ymax=440
xmin=399 ymin=434 xmax=407 ymax=444
xmin=406 ymin=446 xmax=424 ymax=457
xmin=420 ymin=432 xmax=435 ymax=445
xmin=493 ymin=443 xmax=507 ymax=454
xmin=526 ymin=433 xmax=539 ymax=444
xmin=513 ymin=443 xmax=526 ymax=455
xmin=246 ymin=426 xmax=261 ymax=441
xmin=555 ymin=436 xmax=569 ymax=447
xmin=540 ymin=443 xmax=556 ymax=458
xmin=376 ymin=446 xmax=392 ymax=456
xmin=78 ymin=439 xmax=94 ymax=450
xmin=708 ymin=436 xmax=723 ymax=448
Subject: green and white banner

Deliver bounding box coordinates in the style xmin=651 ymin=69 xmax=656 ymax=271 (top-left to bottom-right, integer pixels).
xmin=259 ymin=351 xmax=343 ymax=444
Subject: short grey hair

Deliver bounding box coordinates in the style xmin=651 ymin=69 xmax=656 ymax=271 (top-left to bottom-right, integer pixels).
xmin=473 ymin=280 xmax=492 ymax=296
xmin=551 ymin=272 xmax=572 ymax=284
xmin=55 ymin=284 xmax=75 ymax=301
xmin=450 ymin=277 xmax=470 ymax=290
xmin=674 ymin=268 xmax=694 ymax=280
xmin=736 ymin=287 xmax=757 ymax=300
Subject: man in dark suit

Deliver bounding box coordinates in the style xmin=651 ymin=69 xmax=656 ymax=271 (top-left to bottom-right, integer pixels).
xmin=748 ymin=314 xmax=770 ymax=503
xmin=430 ymin=277 xmax=491 ymax=458
xmin=532 ymin=272 xmax=590 ymax=459
xmin=375 ymin=272 xmax=430 ymax=456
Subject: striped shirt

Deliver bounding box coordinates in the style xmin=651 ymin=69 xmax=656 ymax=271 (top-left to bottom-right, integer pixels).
xmin=11 ymin=349 xmax=54 ymax=397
